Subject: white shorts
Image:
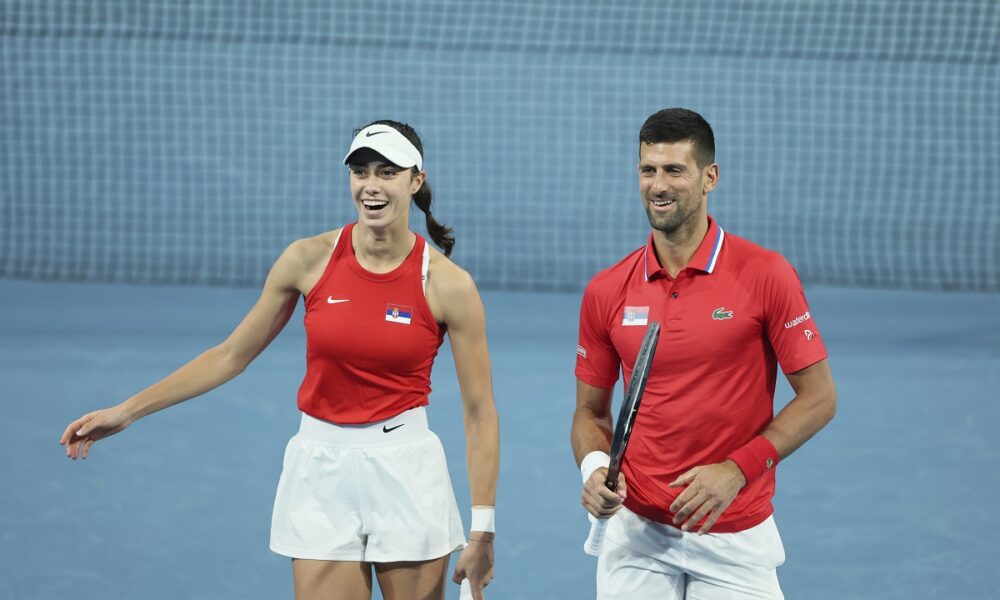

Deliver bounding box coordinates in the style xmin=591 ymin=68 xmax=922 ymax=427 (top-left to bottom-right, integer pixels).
xmin=269 ymin=407 xmax=466 ymax=562
xmin=597 ymin=507 xmax=785 ymax=599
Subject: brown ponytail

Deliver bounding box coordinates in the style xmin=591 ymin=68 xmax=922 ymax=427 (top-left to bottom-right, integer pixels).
xmin=358 ymin=119 xmax=456 ymax=257
xmin=411 ymin=178 xmax=455 ymax=257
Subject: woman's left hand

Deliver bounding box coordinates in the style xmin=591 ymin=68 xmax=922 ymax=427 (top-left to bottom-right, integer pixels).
xmin=452 ymin=534 xmax=494 ymax=599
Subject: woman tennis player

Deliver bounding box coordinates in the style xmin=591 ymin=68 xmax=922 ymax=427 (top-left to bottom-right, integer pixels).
xmin=60 ymin=120 xmax=499 ymax=600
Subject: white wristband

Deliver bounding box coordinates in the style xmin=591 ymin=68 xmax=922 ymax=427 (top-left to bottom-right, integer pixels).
xmin=471 ymin=506 xmax=495 ymax=533
xmin=580 ymin=450 xmax=611 ymax=484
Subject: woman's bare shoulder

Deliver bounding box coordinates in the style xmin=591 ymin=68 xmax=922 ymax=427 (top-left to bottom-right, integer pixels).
xmin=282 ymin=228 xmax=343 ymax=270
xmin=427 ymin=246 xmax=477 ymax=301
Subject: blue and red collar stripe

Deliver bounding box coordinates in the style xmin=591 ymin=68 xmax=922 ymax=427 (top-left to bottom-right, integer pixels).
xmin=704 ymin=225 xmax=725 ymax=273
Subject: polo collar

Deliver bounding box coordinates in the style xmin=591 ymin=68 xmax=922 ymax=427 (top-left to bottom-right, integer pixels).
xmin=644 ymin=216 xmax=726 ymax=281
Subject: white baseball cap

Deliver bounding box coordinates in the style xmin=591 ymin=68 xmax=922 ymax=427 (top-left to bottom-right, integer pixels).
xmin=343 ymin=124 xmax=423 ymax=170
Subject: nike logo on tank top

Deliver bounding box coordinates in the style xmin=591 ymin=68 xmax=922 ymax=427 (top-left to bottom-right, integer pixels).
xmin=297 ymin=223 xmax=444 ymax=424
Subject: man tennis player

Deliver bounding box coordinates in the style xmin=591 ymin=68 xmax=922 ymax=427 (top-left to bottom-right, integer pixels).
xmin=572 ymin=108 xmax=836 ymax=599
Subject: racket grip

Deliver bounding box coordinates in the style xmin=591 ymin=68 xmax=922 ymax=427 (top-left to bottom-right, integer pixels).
xmin=459 ymin=578 xmax=477 ymax=599
xmin=583 ymin=515 xmax=610 ymax=556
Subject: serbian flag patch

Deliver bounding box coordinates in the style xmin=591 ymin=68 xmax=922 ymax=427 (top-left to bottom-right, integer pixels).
xmin=385 ymin=303 xmax=413 ymax=325
xmin=622 ymin=306 xmax=649 ymax=326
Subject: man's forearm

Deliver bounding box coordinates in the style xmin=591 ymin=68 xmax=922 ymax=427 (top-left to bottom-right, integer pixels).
xmin=763 ymin=391 xmax=836 ymax=459
xmin=571 ymin=408 xmax=614 ymax=466
xmin=764 ymin=361 xmax=837 ymax=459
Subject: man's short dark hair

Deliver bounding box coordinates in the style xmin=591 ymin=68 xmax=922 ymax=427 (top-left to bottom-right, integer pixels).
xmin=639 ymin=108 xmax=715 ymax=168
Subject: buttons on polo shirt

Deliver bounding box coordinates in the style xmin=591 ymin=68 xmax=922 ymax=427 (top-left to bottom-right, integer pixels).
xmin=671 ymin=292 xmax=679 ymax=299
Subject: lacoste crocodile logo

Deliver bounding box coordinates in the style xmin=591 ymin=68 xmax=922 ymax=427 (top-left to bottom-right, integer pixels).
xmin=712 ymin=307 xmax=734 ymax=320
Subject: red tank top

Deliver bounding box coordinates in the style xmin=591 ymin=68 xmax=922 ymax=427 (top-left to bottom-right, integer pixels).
xmin=297 ymin=223 xmax=445 ymax=424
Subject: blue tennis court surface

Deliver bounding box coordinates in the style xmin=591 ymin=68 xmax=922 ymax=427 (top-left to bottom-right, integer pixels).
xmin=2 ymin=279 xmax=997 ymax=599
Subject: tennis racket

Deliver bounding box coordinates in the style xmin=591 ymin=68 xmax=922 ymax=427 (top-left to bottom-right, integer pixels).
xmin=583 ymin=320 xmax=661 ymax=556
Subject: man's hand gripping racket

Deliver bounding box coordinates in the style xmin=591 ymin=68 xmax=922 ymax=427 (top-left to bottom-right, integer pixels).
xmin=583 ymin=321 xmax=660 ymax=556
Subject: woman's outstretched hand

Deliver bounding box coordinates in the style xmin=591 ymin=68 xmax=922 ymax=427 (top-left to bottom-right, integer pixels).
xmin=60 ymin=406 xmax=131 ymax=460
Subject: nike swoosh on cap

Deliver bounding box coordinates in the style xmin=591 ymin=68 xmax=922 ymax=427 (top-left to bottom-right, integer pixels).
xmin=365 ymin=131 xmax=387 ymax=137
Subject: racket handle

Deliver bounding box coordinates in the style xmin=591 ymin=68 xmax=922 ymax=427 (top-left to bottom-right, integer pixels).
xmin=459 ymin=578 xmax=477 ymax=599
xmin=584 ymin=515 xmax=610 ymax=556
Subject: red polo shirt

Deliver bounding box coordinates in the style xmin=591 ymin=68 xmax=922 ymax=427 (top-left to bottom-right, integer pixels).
xmin=575 ymin=216 xmax=827 ymax=532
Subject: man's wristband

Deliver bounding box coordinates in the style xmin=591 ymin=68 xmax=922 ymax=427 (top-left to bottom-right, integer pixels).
xmin=580 ymin=450 xmax=611 ymax=484
xmin=470 ymin=506 xmax=495 ymax=533
xmin=726 ymin=435 xmax=779 ymax=484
